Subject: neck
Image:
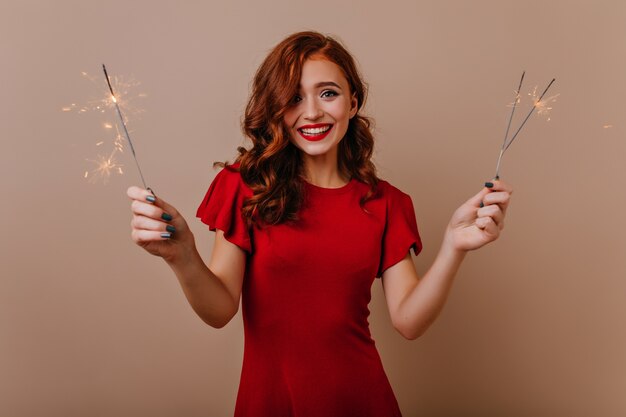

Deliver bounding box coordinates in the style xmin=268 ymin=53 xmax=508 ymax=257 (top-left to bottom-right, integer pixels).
xmin=301 ymin=149 xmax=349 ymax=188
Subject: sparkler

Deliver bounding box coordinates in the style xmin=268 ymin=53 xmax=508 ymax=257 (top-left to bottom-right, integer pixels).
xmin=494 ymin=75 xmax=557 ymax=180
xmin=494 ymin=71 xmax=525 ymax=180
xmin=64 ymin=69 xmax=146 ymax=184
xmin=63 ymin=71 xmax=145 ymax=117
xmin=102 ymin=64 xmax=153 ymax=194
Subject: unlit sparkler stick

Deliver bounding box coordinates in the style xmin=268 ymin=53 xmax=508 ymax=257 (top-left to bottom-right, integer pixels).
xmin=102 ymin=64 xmax=153 ymax=195
xmin=494 ymin=77 xmax=556 ymax=180
xmin=494 ymin=71 xmax=525 ymax=180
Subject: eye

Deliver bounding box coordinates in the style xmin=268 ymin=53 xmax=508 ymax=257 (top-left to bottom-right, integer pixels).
xmin=321 ymin=90 xmax=338 ymax=98
xmin=291 ymin=94 xmax=302 ymax=104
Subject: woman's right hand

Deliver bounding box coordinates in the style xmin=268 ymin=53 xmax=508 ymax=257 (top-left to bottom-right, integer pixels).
xmin=127 ymin=186 xmax=197 ymax=264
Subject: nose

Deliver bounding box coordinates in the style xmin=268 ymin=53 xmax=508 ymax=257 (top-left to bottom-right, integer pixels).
xmin=304 ymin=98 xmax=323 ymax=121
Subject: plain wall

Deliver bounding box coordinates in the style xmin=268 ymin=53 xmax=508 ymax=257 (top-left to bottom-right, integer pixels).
xmin=2 ymin=0 xmax=625 ymax=416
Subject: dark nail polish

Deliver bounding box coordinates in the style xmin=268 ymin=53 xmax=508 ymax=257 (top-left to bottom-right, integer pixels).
xmin=166 ymin=225 xmax=176 ymax=233
xmin=161 ymin=232 xmax=171 ymax=239
xmin=479 ymin=202 xmax=484 ymax=208
xmin=146 ymin=195 xmax=156 ymax=203
xmin=485 ymin=182 xmax=494 ymax=188
xmin=161 ymin=213 xmax=173 ymax=221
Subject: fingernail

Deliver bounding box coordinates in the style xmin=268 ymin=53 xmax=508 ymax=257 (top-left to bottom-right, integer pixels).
xmin=161 ymin=213 xmax=173 ymax=221
xmin=484 ymin=182 xmax=494 ymax=188
xmin=161 ymin=232 xmax=171 ymax=239
xmin=166 ymin=225 xmax=176 ymax=233
xmin=146 ymin=195 xmax=156 ymax=203
xmin=479 ymin=202 xmax=484 ymax=208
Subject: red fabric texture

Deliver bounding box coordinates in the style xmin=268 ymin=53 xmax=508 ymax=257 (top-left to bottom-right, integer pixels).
xmin=196 ymin=164 xmax=422 ymax=417
xmin=196 ymin=165 xmax=253 ymax=254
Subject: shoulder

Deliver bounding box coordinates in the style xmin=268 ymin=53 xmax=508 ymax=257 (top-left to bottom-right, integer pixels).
xmin=197 ymin=162 xmax=252 ymax=214
xmin=211 ymin=162 xmax=253 ymax=196
xmin=214 ymin=161 xmax=242 ymax=181
xmin=196 ymin=162 xmax=253 ymax=253
xmin=375 ymin=179 xmax=413 ymax=203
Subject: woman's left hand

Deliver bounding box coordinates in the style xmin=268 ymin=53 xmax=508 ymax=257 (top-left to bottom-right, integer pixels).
xmin=444 ymin=179 xmax=513 ymax=252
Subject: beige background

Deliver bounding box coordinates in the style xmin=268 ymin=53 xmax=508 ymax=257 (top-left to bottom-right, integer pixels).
xmin=2 ymin=0 xmax=625 ymax=416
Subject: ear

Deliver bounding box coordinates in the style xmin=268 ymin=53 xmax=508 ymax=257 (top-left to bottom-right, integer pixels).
xmin=349 ymin=92 xmax=358 ymax=119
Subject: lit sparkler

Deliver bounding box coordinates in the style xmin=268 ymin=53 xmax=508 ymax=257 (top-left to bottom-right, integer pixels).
xmin=494 ymin=76 xmax=557 ymax=180
xmin=528 ymin=85 xmax=559 ymax=121
xmin=64 ymin=71 xmax=145 ymax=117
xmin=65 ymin=69 xmax=146 ymax=184
xmin=102 ymin=64 xmax=153 ymax=195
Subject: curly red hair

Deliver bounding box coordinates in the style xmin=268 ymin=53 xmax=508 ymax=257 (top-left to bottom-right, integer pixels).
xmin=215 ymin=31 xmax=380 ymax=228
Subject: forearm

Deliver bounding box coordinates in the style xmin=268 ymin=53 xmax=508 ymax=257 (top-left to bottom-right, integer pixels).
xmin=166 ymin=247 xmax=238 ymax=328
xmin=398 ymin=233 xmax=467 ymax=339
xmin=392 ymin=178 xmax=511 ymax=339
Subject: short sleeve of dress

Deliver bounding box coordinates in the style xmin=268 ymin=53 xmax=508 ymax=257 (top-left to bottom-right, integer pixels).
xmin=376 ymin=184 xmax=423 ymax=278
xmin=196 ymin=166 xmax=253 ymax=255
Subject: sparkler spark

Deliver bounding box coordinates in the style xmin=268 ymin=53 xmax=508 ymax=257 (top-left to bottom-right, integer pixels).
xmin=85 ymin=154 xmax=124 ymax=184
xmin=505 ymin=94 xmax=522 ymax=108
xmin=528 ymin=85 xmax=559 ymax=121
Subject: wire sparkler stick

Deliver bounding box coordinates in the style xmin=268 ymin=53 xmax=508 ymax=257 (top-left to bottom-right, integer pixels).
xmin=494 ymin=71 xmax=525 ymax=180
xmin=102 ymin=64 xmax=153 ymax=194
xmin=494 ymin=76 xmax=556 ymax=180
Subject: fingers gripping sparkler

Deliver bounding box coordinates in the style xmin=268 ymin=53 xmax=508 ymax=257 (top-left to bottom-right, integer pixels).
xmin=102 ymin=64 xmax=154 ymax=195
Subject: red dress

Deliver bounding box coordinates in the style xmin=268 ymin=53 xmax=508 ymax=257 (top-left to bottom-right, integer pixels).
xmin=196 ymin=164 xmax=422 ymax=417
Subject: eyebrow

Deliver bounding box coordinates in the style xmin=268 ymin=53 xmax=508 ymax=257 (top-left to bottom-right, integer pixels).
xmin=312 ymin=81 xmax=342 ymax=89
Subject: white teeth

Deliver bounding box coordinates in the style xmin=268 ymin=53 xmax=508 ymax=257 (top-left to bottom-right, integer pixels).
xmin=300 ymin=125 xmax=331 ymax=135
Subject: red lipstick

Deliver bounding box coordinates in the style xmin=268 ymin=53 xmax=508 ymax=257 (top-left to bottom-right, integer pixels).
xmin=297 ymin=123 xmax=333 ymax=142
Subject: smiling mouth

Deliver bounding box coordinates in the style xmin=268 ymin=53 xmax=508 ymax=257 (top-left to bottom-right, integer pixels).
xmin=297 ymin=124 xmax=333 ymax=141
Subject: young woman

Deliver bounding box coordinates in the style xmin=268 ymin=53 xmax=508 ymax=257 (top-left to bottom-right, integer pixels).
xmin=127 ymin=31 xmax=512 ymax=417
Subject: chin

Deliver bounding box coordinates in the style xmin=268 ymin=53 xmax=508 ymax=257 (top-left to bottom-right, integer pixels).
xmin=291 ymin=139 xmax=340 ymax=158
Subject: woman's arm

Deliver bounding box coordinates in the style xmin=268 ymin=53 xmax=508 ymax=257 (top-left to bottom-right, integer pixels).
xmin=128 ymin=186 xmax=246 ymax=328
xmin=381 ymin=179 xmax=512 ymax=340
xmin=166 ymin=230 xmax=246 ymax=328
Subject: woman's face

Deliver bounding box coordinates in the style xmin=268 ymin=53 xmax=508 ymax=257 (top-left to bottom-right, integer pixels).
xmin=283 ymin=57 xmax=358 ymax=162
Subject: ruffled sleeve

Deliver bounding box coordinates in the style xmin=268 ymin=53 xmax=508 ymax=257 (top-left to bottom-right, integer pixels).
xmin=196 ymin=165 xmax=253 ymax=255
xmin=376 ymin=183 xmax=423 ymax=278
